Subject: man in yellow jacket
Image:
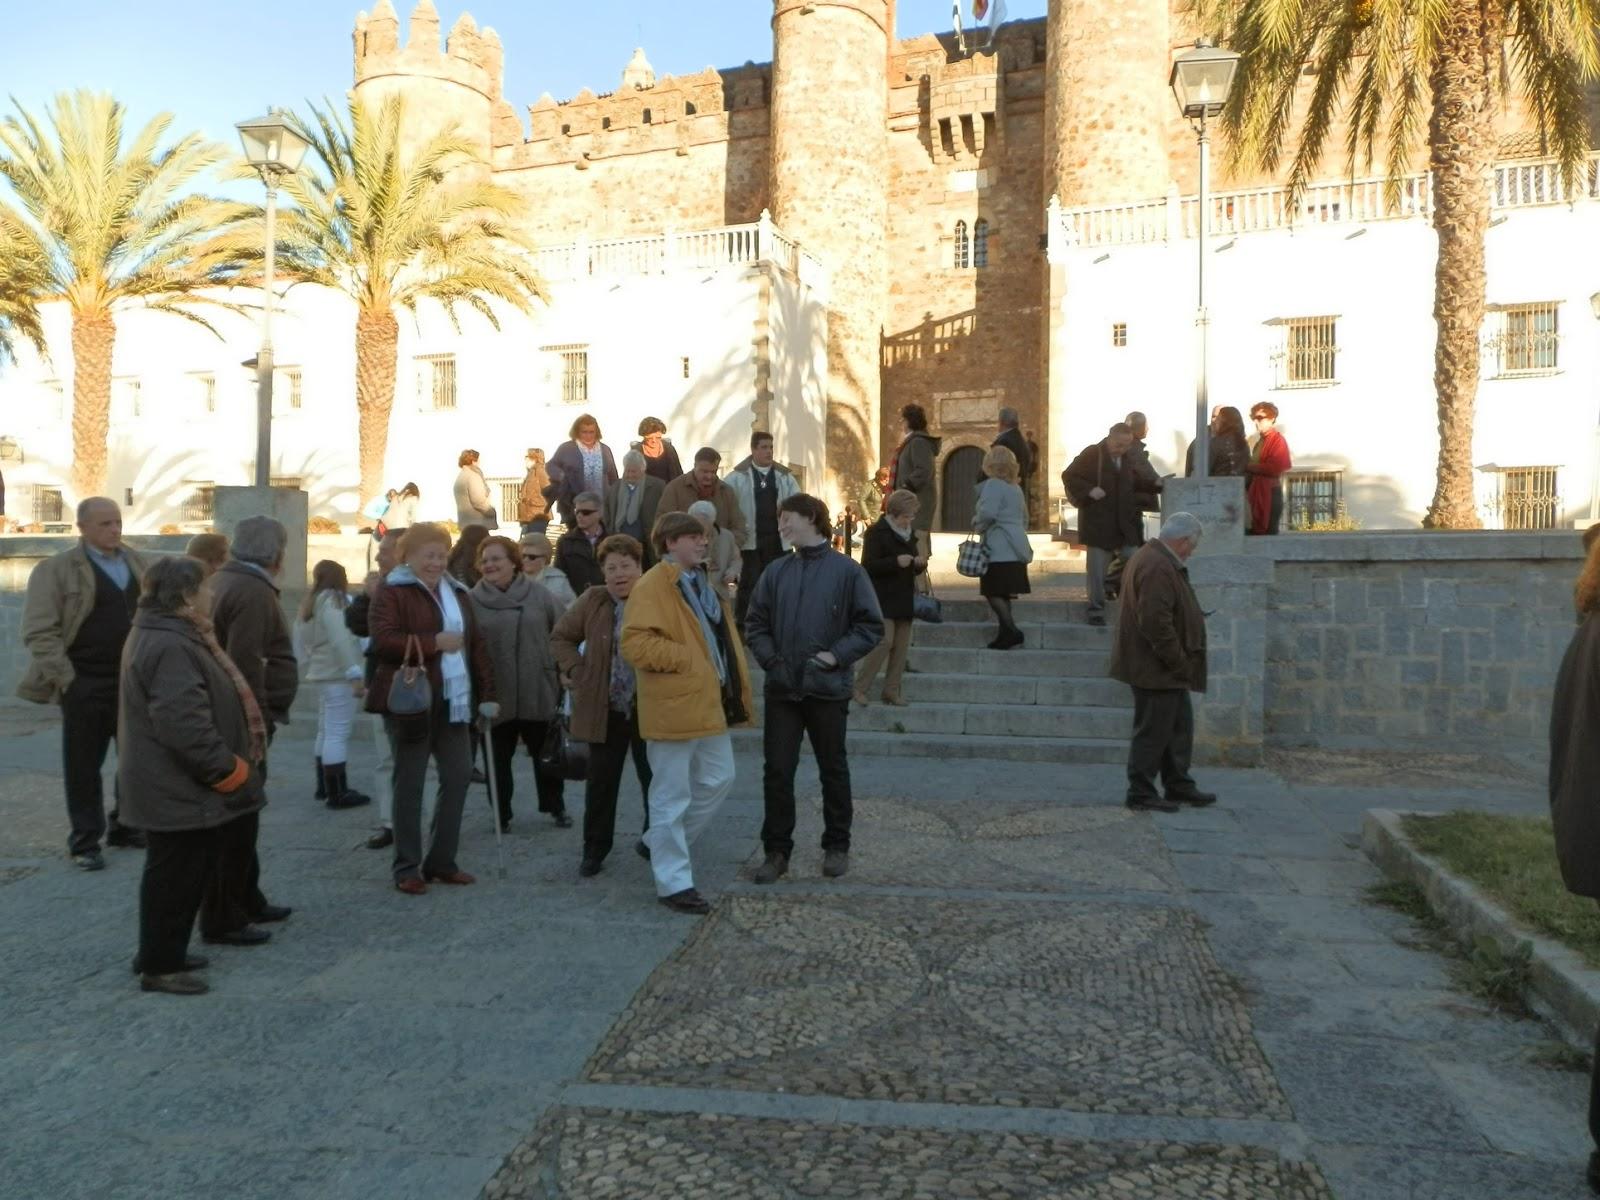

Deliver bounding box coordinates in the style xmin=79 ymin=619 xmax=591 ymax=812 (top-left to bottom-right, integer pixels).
xmin=621 ymin=511 xmax=754 ymax=913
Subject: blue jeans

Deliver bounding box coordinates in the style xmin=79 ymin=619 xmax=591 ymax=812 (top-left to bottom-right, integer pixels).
xmin=1086 ymin=544 xmax=1141 ymax=616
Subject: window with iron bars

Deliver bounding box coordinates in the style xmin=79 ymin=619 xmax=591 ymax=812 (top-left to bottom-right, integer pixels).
xmin=1489 ymin=465 xmax=1560 ymax=530
xmin=543 ymin=345 xmax=589 ymax=405
xmin=1275 ymin=317 xmax=1337 ymax=387
xmin=34 ymin=486 xmax=64 ymax=524
xmin=115 ymin=377 xmax=142 ymax=418
xmin=973 ymin=219 xmax=990 ymax=269
xmin=190 ymin=372 xmax=216 ymax=414
xmin=181 ymin=482 xmax=215 ymax=524
xmin=282 ymin=367 xmax=303 ymax=410
xmin=1284 ymin=469 xmax=1343 ymax=529
xmin=953 ymin=220 xmax=969 ymax=269
xmin=1490 ymin=303 xmax=1560 ymax=376
xmin=416 ymin=354 xmax=457 ymax=410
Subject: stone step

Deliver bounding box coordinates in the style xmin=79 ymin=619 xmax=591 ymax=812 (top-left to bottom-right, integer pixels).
xmin=802 ymin=702 xmax=1134 ymax=740
xmin=732 ymin=728 xmax=1128 ymax=764
xmin=747 ymin=668 xmax=1132 ymax=709
xmin=926 ymin=559 xmax=1086 ymax=584
xmin=927 ymin=599 xmax=1102 ymax=623
xmin=896 ymin=645 xmax=1111 ymax=678
xmin=909 ymin=620 xmax=1111 ymax=650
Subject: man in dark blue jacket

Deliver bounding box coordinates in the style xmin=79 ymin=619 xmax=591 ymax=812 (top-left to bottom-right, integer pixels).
xmin=745 ymin=494 xmax=883 ymax=883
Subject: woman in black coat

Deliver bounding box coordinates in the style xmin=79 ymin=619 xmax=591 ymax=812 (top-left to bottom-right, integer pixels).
xmin=1185 ymin=406 xmax=1251 ymax=477
xmin=852 ymin=489 xmax=926 ymax=706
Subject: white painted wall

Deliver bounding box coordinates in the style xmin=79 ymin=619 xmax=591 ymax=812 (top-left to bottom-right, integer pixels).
xmin=0 ymin=260 xmax=827 ymax=532
xmin=1050 ymin=201 xmax=1600 ymax=529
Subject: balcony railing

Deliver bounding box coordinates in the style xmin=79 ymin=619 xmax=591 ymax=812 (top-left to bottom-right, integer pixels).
xmin=1049 ymin=153 xmax=1600 ymax=251
xmin=530 ymin=211 xmax=822 ymax=285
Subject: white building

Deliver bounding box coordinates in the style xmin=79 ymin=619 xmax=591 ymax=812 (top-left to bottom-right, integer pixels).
xmin=1048 ymin=154 xmax=1600 ymax=531
xmin=0 ymin=220 xmax=827 ymax=532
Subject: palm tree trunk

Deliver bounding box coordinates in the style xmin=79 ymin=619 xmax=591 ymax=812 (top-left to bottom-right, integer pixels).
xmin=69 ymin=308 xmax=115 ymax=501
xmin=1422 ymin=2 xmax=1501 ymax=529
xmin=356 ymin=306 xmax=399 ymax=508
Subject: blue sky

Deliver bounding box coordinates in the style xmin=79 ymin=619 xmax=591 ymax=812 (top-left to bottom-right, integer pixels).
xmin=0 ymin=1 xmax=1046 ymax=148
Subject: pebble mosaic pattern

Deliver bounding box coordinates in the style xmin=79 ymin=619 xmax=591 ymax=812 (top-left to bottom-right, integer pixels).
xmin=482 ymin=1108 xmax=1335 ymax=1200
xmin=584 ymin=895 xmax=1289 ymax=1119
xmin=743 ymin=795 xmax=1179 ymax=894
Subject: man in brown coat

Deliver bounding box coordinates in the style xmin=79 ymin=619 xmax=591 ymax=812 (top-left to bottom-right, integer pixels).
xmin=1108 ymin=512 xmax=1215 ymax=812
xmin=658 ymin=447 xmax=748 ymax=546
xmin=199 ymin=516 xmax=298 ymax=944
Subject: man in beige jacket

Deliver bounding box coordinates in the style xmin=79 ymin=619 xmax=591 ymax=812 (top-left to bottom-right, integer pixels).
xmin=18 ymin=497 xmax=150 ymax=869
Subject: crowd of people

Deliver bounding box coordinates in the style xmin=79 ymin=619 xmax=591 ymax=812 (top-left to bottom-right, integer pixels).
xmin=15 ymin=399 xmax=1304 ymax=999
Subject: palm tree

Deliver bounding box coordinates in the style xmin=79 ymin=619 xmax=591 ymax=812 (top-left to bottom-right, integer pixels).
xmin=1205 ymin=0 xmax=1600 ymax=528
xmin=0 ymin=91 xmax=255 ymax=498
xmin=276 ymin=96 xmax=544 ymax=506
xmin=0 ymin=208 xmax=48 ymax=364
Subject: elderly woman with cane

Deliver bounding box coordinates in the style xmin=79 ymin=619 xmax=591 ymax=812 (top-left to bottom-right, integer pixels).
xmin=368 ymin=523 xmax=496 ymax=895
xmin=120 ymin=556 xmax=267 ymax=995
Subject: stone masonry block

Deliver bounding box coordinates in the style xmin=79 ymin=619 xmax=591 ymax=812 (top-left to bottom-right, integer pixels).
xmin=1401 ymin=660 xmax=1439 ymax=686
xmin=1333 ymin=578 xmax=1368 ymax=622
xmin=1440 ymin=632 xmax=1467 ymax=686
xmin=1354 ymin=625 xmax=1380 ymax=654
xmin=1467 ymin=631 xmax=1492 ymax=662
xmin=1492 ymin=607 xmax=1527 ymax=660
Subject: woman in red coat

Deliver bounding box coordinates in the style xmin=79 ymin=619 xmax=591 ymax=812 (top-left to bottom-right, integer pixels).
xmin=1246 ymin=402 xmax=1292 ymax=535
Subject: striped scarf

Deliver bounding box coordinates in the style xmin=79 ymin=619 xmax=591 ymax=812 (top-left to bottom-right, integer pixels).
xmin=182 ymin=607 xmax=269 ymax=765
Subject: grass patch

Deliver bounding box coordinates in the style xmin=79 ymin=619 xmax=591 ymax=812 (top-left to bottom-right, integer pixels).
xmin=1401 ymin=812 xmax=1600 ymax=970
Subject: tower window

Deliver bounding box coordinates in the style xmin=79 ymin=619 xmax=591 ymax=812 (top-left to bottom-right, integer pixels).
xmin=561 ymin=123 xmax=571 ymax=135
xmin=602 ymin=116 xmax=612 ymax=130
xmin=953 ymin=220 xmax=969 ymax=270
xmin=686 ymin=102 xmax=697 ymax=116
xmin=682 ymin=356 xmax=690 ymax=378
xmin=1111 ymin=323 xmax=1127 ymax=348
xmin=643 ymin=108 xmax=652 ymax=124
xmin=974 ymin=219 xmax=990 ymax=269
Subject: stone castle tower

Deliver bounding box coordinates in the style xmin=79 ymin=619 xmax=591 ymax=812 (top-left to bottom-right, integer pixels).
xmin=344 ymin=0 xmax=1194 ymax=509
xmin=770 ymin=0 xmax=892 ymax=489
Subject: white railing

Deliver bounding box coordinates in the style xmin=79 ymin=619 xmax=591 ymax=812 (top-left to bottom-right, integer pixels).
xmin=530 ymin=210 xmax=810 ymax=283
xmin=1051 ymin=153 xmax=1600 ymax=251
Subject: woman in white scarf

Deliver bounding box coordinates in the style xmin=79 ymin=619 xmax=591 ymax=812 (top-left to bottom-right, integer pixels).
xmin=367 ymin=523 xmax=497 ymax=895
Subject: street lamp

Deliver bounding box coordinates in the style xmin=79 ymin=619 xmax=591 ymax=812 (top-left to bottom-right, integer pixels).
xmin=236 ymin=111 xmax=310 ymax=489
xmin=1170 ymin=38 xmax=1241 ymax=477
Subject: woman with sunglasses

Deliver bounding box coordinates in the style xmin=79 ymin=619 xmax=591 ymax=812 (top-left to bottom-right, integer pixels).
xmin=519 ymin=532 xmax=577 ymax=609
xmin=555 ymin=492 xmax=607 ymax=593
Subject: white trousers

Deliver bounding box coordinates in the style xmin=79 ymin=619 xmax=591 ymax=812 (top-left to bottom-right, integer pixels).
xmin=314 ymin=682 xmax=358 ymax=764
xmin=369 ymin=713 xmax=394 ymax=827
xmin=644 ymin=733 xmax=735 ymax=897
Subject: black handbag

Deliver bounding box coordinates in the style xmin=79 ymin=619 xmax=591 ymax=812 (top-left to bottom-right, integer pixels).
xmin=539 ymin=695 xmax=589 ymax=781
xmin=385 ymin=635 xmax=431 ymax=716
xmin=913 ymin=590 xmax=943 ymax=623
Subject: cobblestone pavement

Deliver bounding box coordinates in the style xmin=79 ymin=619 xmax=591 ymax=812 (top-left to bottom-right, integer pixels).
xmin=1 ymin=697 xmax=1593 ymax=1199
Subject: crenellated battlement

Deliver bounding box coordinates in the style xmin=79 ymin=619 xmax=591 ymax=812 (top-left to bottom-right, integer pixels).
xmin=353 ymin=0 xmax=500 ymax=101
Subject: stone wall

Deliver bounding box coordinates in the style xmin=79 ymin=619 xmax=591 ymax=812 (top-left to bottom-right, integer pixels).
xmin=1260 ymin=533 xmax=1583 ymax=750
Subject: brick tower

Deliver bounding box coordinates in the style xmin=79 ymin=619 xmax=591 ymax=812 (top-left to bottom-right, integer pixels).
xmin=769 ymin=0 xmax=893 ymax=495
xmin=1043 ymin=0 xmax=1173 ymax=205
xmin=353 ymin=0 xmax=520 ymax=169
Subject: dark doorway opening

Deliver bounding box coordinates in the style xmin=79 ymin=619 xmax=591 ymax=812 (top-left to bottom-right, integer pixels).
xmin=940 ymin=446 xmax=984 ymax=531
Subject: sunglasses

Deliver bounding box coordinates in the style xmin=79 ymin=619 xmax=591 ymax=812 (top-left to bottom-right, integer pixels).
xmin=575 ymin=508 xmax=599 ymax=517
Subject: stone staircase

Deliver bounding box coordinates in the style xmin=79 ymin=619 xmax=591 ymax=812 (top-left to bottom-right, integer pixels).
xmin=737 ymin=554 xmax=1134 ymax=764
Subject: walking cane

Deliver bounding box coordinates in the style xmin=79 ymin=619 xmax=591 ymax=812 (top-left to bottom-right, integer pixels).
xmin=477 ymin=702 xmax=507 ymax=880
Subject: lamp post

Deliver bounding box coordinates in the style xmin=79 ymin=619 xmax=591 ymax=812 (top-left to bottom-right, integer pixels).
xmin=1589 ymin=291 xmax=1600 ymax=520
xmin=235 ymin=111 xmax=310 ymax=489
xmin=1170 ymin=39 xmax=1241 ymax=478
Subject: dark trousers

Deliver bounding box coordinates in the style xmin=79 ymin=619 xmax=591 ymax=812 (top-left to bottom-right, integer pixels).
xmin=583 ymin=708 xmax=652 ymax=861
xmin=761 ymin=695 xmax=852 ymax=857
xmin=61 ymin=674 xmax=126 ymax=855
xmin=1126 ymin=687 xmax=1198 ymax=800
xmin=488 ymin=719 xmax=565 ymax=824
xmin=736 ymin=547 xmax=783 ymax=627
xmin=388 ymin=704 xmax=472 ymax=883
xmin=140 ymin=824 xmax=225 ymax=974
xmin=200 ymin=809 xmax=269 ymax=936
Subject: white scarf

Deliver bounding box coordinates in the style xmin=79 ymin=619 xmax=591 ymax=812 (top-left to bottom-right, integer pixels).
xmin=432 ymin=580 xmax=472 ymax=724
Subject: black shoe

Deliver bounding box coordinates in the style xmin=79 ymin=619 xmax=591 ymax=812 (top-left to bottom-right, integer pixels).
xmin=106 ymin=826 xmax=146 ymax=849
xmin=325 ymin=766 xmax=371 ymax=810
xmin=997 ymin=627 xmax=1024 ymax=650
xmin=328 ymin=790 xmax=371 ymax=810
xmin=1086 ymin=614 xmax=1107 ymax=627
xmin=140 ymin=972 xmax=209 ymax=996
xmin=132 ymin=953 xmax=208 ymax=975
xmin=72 ymin=852 xmax=105 ymax=872
xmin=366 ymin=827 xmax=394 ymax=850
xmin=499 ymin=818 xmax=512 ymax=834
xmin=579 ymin=857 xmax=603 ymax=877
xmin=551 ymin=810 xmax=574 ymax=829
xmin=635 ymin=840 xmax=651 ymax=861
xmin=753 ymin=852 xmax=789 ymax=885
xmin=1125 ymin=795 xmax=1180 ymax=813
xmin=1169 ymin=790 xmax=1217 ymax=808
xmin=202 ymin=925 xmax=272 ymax=947
xmin=822 ymin=849 xmax=850 ymax=878
xmin=253 ymin=904 xmax=292 ymax=923
xmin=314 ymin=756 xmax=327 ymax=800
xmin=658 ymin=888 xmax=710 ymax=915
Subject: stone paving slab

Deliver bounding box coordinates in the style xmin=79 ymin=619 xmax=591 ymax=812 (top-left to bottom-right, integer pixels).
xmin=584 ymin=893 xmax=1290 ymax=1120
xmin=482 ymin=1107 xmax=1336 ymax=1200
xmin=738 ymin=793 xmax=1178 ymax=894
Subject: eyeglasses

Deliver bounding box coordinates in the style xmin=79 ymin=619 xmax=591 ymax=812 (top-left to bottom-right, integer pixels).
xmin=521 ymin=550 xmax=548 ymax=561
xmin=575 ymin=508 xmax=599 ymax=517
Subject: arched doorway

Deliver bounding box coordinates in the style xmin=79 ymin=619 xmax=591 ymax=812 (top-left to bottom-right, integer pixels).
xmin=940 ymin=446 xmax=984 ymax=531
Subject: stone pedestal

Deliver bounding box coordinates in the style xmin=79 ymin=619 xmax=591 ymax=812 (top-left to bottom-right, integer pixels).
xmin=1161 ymin=476 xmax=1246 ymax=555
xmin=214 ymin=486 xmax=309 ymax=593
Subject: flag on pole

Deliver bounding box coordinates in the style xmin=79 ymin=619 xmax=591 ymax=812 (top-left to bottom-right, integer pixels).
xmin=952 ymin=0 xmax=968 ymax=55
xmin=973 ymin=0 xmax=1007 ymax=30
